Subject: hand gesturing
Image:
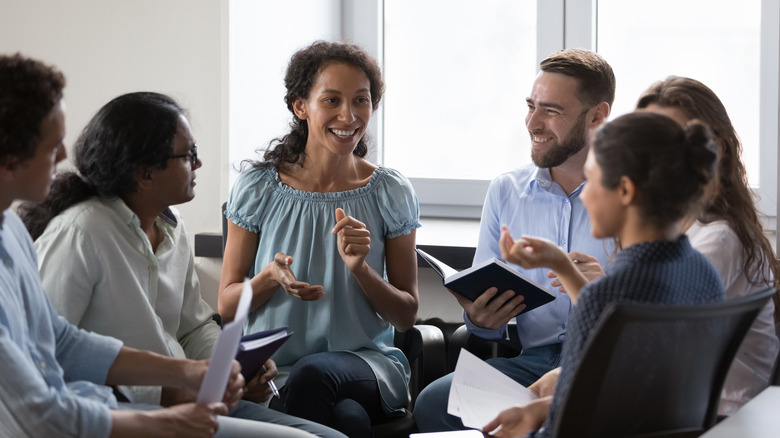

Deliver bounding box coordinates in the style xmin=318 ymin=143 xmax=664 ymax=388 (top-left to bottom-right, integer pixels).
xmin=332 ymin=208 xmax=371 ymax=272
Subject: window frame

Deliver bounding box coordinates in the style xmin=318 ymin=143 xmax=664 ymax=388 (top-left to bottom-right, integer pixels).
xmin=288 ymin=0 xmax=780 ymax=232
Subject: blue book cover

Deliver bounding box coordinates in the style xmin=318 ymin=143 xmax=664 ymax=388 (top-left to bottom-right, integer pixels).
xmin=416 ymin=248 xmax=555 ymax=314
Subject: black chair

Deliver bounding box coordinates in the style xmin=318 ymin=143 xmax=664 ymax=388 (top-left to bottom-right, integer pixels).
xmin=220 ymin=202 xmax=447 ymax=437
xmin=371 ymin=324 xmax=447 ymax=438
xmin=447 ymin=322 xmax=523 ymax=373
xmin=770 ymin=320 xmax=780 ymax=386
xmin=550 ymin=287 xmax=775 ymax=438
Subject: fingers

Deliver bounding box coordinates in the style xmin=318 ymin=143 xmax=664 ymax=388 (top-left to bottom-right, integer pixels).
xmin=273 ymin=252 xmax=293 ymax=267
xmin=569 ymin=251 xmax=597 ymax=264
xmin=285 ymin=283 xmax=325 ymax=301
xmin=262 ymin=360 xmax=278 ymax=378
xmin=463 ymin=288 xmax=526 ymax=330
xmin=483 ymin=416 xmax=501 ymax=435
xmin=207 ymin=402 xmax=229 ymax=417
xmin=223 ymin=361 xmax=245 ymax=409
xmin=340 ymin=231 xmax=371 ymax=255
xmin=331 ymin=208 xmax=367 ymax=234
xmin=243 ymin=373 xmax=273 ymax=404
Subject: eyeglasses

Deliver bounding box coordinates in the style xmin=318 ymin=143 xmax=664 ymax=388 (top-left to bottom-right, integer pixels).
xmin=166 ymin=145 xmax=198 ymax=168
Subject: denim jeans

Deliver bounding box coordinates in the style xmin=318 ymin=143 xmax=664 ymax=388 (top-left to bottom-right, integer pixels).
xmin=412 ymin=343 xmax=563 ymax=432
xmin=274 ymin=351 xmax=384 ymax=438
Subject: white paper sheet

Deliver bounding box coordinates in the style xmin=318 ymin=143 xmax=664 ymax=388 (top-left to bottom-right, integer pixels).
xmin=410 ymin=431 xmax=485 ymax=438
xmin=447 ymin=349 xmax=538 ymax=429
xmin=196 ymin=279 xmax=252 ymax=403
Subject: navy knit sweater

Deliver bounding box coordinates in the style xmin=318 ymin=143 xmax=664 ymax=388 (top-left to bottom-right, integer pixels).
xmin=533 ymin=235 xmax=725 ymax=437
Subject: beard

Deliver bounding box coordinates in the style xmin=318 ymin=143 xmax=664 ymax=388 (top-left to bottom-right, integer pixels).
xmin=531 ymin=112 xmax=588 ymax=168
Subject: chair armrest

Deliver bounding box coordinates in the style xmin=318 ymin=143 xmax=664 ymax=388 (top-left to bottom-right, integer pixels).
xmin=447 ymin=323 xmax=523 ymax=373
xmin=396 ymin=324 xmax=447 ymax=405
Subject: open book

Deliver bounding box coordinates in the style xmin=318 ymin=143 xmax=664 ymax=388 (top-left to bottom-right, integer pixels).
xmin=235 ymin=327 xmax=292 ymax=381
xmin=416 ymin=248 xmax=555 ymax=314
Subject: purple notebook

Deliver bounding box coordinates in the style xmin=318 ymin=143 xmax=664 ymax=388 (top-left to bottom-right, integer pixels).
xmin=235 ymin=326 xmax=292 ymax=381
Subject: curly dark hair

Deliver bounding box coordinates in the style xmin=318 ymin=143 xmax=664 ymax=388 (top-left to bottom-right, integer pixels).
xmin=637 ymin=76 xmax=780 ymax=317
xmin=540 ymin=48 xmax=616 ymax=110
xmin=253 ymin=40 xmax=384 ymax=170
xmin=0 ymin=53 xmax=65 ymax=166
xmin=593 ymin=112 xmax=717 ymax=229
xmin=19 ymin=92 xmax=185 ymax=239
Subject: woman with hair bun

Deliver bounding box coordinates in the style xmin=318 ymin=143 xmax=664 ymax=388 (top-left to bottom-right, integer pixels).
xmin=637 ymin=76 xmax=780 ymax=415
xmin=483 ymin=112 xmax=725 ymax=438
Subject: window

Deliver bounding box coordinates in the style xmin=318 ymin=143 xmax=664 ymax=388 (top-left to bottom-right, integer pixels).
xmin=597 ymin=0 xmax=762 ymax=185
xmin=228 ymin=0 xmax=778 ymax=227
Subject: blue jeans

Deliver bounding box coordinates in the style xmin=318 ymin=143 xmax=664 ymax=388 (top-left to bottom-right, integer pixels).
xmin=412 ymin=343 xmax=562 ymax=432
xmin=274 ymin=351 xmax=384 ymax=438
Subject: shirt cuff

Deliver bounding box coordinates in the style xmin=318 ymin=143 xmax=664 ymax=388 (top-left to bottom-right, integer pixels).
xmin=463 ymin=309 xmax=506 ymax=340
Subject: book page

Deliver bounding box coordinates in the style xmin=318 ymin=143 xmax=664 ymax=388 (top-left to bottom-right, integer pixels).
xmin=447 ymin=349 xmax=538 ymax=429
xmin=196 ymin=279 xmax=252 ymax=403
xmin=416 ymin=248 xmax=459 ymax=279
xmin=240 ymin=330 xmax=289 ymax=350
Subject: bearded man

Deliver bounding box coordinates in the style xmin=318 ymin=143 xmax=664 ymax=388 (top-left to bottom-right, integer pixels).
xmin=413 ymin=49 xmax=617 ymax=432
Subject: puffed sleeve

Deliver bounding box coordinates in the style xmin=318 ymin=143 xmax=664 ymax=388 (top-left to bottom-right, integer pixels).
xmin=374 ymin=167 xmax=421 ymax=238
xmin=225 ymin=166 xmax=275 ymax=233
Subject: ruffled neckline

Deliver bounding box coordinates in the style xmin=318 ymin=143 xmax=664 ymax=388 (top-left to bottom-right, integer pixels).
xmin=269 ymin=166 xmax=388 ymax=201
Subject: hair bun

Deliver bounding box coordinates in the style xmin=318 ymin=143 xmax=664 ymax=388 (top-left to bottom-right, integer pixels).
xmin=684 ymin=120 xmax=718 ymax=186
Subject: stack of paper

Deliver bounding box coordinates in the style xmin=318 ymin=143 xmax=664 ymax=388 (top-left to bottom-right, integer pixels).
xmin=447 ymin=349 xmax=538 ymax=429
xmin=197 ymin=279 xmax=253 ymax=403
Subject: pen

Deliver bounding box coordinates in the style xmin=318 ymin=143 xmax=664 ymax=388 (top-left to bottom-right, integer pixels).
xmin=262 ymin=365 xmax=281 ymax=398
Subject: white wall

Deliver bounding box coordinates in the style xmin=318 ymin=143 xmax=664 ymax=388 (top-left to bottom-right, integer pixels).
xmin=0 ymin=0 xmax=464 ymax=321
xmin=0 ymin=0 xmax=229 ymax=307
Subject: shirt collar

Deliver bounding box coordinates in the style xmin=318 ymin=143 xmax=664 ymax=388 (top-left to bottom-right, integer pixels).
xmin=106 ymin=198 xmax=178 ymax=229
xmin=531 ymin=166 xmax=586 ymax=197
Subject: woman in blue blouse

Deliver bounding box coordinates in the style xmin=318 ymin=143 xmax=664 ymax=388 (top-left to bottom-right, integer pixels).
xmin=484 ymin=112 xmax=725 ymax=437
xmin=219 ymin=41 xmax=420 ymax=437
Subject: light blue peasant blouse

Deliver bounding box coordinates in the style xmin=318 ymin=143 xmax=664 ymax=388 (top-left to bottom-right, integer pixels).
xmin=225 ymin=165 xmax=421 ymax=414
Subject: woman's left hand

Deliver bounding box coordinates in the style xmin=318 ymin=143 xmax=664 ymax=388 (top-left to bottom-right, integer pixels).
xmin=332 ymin=208 xmax=371 ymax=272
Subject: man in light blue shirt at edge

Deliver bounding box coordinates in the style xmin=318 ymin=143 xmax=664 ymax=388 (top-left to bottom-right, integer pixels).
xmin=0 ymin=54 xmax=319 ymax=438
xmin=413 ymin=48 xmax=617 ymax=432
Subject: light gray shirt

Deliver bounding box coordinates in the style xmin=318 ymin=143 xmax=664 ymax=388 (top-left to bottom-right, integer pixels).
xmin=36 ymin=198 xmax=220 ymax=405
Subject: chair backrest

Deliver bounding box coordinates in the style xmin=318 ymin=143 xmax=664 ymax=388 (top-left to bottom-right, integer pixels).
xmin=552 ymin=287 xmax=775 ymax=438
xmin=771 ymin=321 xmax=780 ymax=386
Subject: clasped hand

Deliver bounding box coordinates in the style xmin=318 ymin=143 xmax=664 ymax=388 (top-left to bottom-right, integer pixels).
xmin=332 ymin=207 xmax=371 ymax=272
xmin=182 ymin=359 xmax=245 ymax=412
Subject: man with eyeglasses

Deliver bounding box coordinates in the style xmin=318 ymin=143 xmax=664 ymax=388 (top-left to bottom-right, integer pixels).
xmin=413 ymin=49 xmax=617 ymax=432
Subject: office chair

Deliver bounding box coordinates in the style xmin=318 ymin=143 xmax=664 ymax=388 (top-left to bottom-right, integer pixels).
xmin=221 ymin=203 xmax=447 ymax=437
xmin=550 ymin=287 xmax=775 ymax=438
xmin=771 ymin=320 xmax=780 ymax=386
xmin=447 ymin=322 xmax=522 ymax=372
